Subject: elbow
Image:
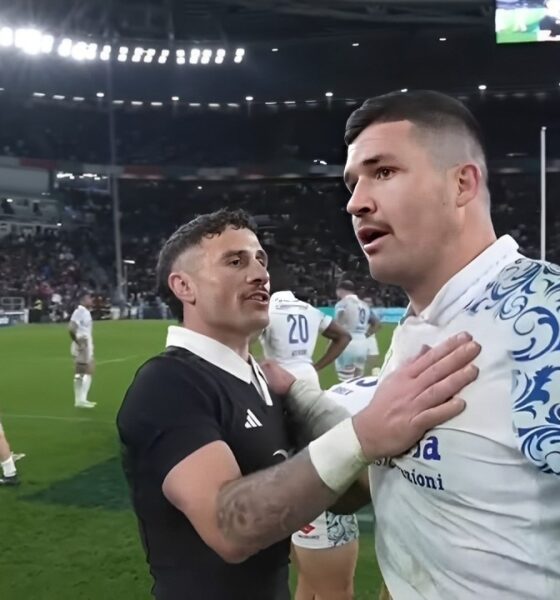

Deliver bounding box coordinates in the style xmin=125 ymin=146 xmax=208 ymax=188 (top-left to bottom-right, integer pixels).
xmin=214 ymin=543 xmax=254 ymax=564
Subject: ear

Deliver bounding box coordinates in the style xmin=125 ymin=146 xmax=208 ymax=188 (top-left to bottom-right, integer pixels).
xmin=168 ymin=270 xmax=196 ymax=306
xmin=455 ymin=164 xmax=480 ymax=208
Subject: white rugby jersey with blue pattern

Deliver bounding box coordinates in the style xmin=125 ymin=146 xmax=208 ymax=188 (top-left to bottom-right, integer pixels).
xmin=371 ymin=235 xmax=560 ymax=600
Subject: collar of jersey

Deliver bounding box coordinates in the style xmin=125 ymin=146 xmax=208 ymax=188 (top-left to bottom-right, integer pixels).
xmin=271 ymin=290 xmax=297 ymax=303
xmin=166 ymin=325 xmax=261 ymax=385
xmin=402 ymin=235 xmax=521 ymax=327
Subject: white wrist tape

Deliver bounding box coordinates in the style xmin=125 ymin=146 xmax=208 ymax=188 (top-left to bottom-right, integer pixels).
xmin=308 ymin=417 xmax=368 ymax=494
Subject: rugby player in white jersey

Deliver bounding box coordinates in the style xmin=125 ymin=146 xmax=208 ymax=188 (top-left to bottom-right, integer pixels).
xmin=0 ymin=421 xmax=25 ymax=486
xmin=342 ymin=90 xmax=560 ymax=599
xmin=292 ymin=375 xmax=378 ymax=600
xmin=260 ymin=269 xmax=351 ymax=387
xmin=363 ymin=295 xmax=383 ymax=374
xmin=69 ymin=292 xmax=96 ymax=408
xmin=334 ymin=280 xmax=372 ymax=380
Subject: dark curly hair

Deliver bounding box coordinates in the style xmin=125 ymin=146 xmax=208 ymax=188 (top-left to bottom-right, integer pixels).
xmin=156 ymin=208 xmax=257 ymax=321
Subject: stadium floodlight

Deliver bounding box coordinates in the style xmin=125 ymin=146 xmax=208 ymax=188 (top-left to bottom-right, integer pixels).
xmin=208 ymin=102 xmax=220 ymax=108
xmin=147 ymin=48 xmax=156 ymax=55
xmin=73 ymin=96 xmax=85 ymax=101
xmin=57 ymin=222 xmax=62 ymax=227
xmin=15 ymin=28 xmax=42 ymax=55
xmin=245 ymin=96 xmax=253 ymax=101
xmin=41 ymin=34 xmax=54 ymax=53
xmin=401 ymin=88 xmax=408 ymax=93
xmin=189 ymin=48 xmax=201 ymax=64
xmin=271 ymin=47 xmax=278 ymax=52
xmin=133 ymin=46 xmax=144 ymax=55
xmin=227 ymin=102 xmax=240 ymax=108
xmin=439 ymin=37 xmax=447 ymax=42
xmin=71 ymin=41 xmax=87 ymax=61
xmin=0 ymin=27 xmax=13 ymax=47
xmin=188 ymin=102 xmax=201 ymax=107
xmin=57 ymin=38 xmax=72 ymax=57
xmin=176 ymin=49 xmax=185 ymax=57
xmin=325 ymin=91 xmax=333 ymax=98
xmin=161 ymin=49 xmax=169 ymax=56
xmin=144 ymin=54 xmax=153 ymax=63
xmin=265 ymin=101 xmax=277 ymax=106
xmin=33 ymin=92 xmax=46 ymax=98
xmin=197 ymin=185 xmax=203 ymax=190
xmin=177 ymin=56 xmax=186 ymax=65
xmin=215 ymin=48 xmax=225 ymax=64
xmin=53 ymin=94 xmax=65 ymax=100
xmin=132 ymin=54 xmax=141 ymax=63
xmin=6 ymin=198 xmax=13 ymax=203
xmin=96 ymin=92 xmax=104 ymax=98
xmin=119 ymin=46 xmax=128 ymax=54
xmin=201 ymin=48 xmax=212 ymax=64
xmin=171 ymin=95 xmax=179 ymax=101
xmin=234 ymin=47 xmax=245 ymax=63
xmin=85 ymin=43 xmax=97 ymax=60
xmin=123 ymin=259 xmax=136 ymax=265
xmin=157 ymin=55 xmax=167 ymax=64
xmin=478 ymin=84 xmax=487 ymax=91
xmin=112 ymin=99 xmax=124 ymax=105
xmin=131 ymin=100 xmax=143 ymax=106
xmin=284 ymin=100 xmax=296 ymax=105
xmin=100 ymin=44 xmax=111 ymax=61
xmin=352 ymin=42 xmax=359 ymax=47
xmin=118 ymin=53 xmax=127 ymax=62
xmin=150 ymin=101 xmax=163 ymax=107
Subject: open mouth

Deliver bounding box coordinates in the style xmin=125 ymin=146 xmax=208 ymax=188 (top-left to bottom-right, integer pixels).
xmin=246 ymin=291 xmax=270 ymax=303
xmin=357 ymin=226 xmax=390 ymax=248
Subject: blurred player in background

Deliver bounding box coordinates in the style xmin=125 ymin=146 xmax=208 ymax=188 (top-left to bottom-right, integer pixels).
xmin=69 ymin=292 xmax=96 ymax=409
xmin=363 ymin=296 xmax=383 ymax=374
xmin=260 ymin=268 xmax=351 ymax=387
xmin=334 ymin=280 xmax=371 ymax=381
xmin=292 ymin=375 xmax=378 ymax=600
xmin=0 ymin=420 xmax=24 ymax=486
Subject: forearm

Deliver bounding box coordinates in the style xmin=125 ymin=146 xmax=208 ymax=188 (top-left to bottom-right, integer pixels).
xmin=217 ymin=448 xmax=337 ymax=552
xmin=286 ymin=379 xmax=350 ymax=443
xmin=313 ymin=339 xmax=348 ymax=371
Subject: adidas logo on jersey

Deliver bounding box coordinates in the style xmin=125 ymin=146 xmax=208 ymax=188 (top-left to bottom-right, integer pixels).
xmin=244 ymin=409 xmax=263 ymax=429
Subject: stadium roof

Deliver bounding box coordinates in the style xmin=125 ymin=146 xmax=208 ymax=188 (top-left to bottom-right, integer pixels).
xmin=4 ymin=1 xmax=493 ymax=44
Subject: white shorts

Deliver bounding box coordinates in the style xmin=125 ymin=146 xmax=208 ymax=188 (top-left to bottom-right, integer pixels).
xmin=292 ymin=510 xmax=359 ymax=550
xmin=367 ymin=334 xmax=379 ymax=356
xmin=282 ymin=363 xmax=320 ymax=388
xmin=71 ymin=341 xmax=94 ymax=364
xmin=335 ymin=338 xmax=369 ymax=381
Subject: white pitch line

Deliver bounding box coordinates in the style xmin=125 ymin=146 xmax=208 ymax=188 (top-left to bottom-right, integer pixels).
xmin=2 ymin=413 xmax=113 ymax=424
xmin=96 ymin=355 xmax=141 ymax=365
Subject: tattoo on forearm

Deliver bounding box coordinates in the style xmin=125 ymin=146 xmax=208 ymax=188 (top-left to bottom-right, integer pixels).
xmin=216 ymin=449 xmax=337 ymax=551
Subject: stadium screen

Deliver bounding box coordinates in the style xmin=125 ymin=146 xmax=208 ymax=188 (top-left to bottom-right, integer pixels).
xmin=496 ymin=0 xmax=560 ymax=43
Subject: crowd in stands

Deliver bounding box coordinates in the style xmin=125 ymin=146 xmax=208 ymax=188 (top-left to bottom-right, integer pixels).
xmin=1 ymin=174 xmax=559 ymax=319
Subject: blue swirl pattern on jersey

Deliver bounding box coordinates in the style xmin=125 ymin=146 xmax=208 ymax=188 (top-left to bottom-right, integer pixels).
xmin=467 ymin=258 xmax=560 ymax=475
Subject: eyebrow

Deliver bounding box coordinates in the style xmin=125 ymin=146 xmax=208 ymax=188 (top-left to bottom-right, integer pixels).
xmin=221 ymin=249 xmax=268 ymax=263
xmin=343 ymin=152 xmax=398 ymax=188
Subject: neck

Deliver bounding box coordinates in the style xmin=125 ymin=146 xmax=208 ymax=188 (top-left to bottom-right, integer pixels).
xmin=181 ymin=319 xmax=250 ymax=360
xmin=406 ymin=229 xmax=497 ymax=315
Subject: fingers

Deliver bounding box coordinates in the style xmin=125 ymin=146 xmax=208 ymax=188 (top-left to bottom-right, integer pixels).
xmin=415 ymin=364 xmax=478 ymax=411
xmin=411 ymin=396 xmax=466 ymax=433
xmin=406 ymin=332 xmax=472 ymax=377
xmin=409 ymin=334 xmax=480 ymax=386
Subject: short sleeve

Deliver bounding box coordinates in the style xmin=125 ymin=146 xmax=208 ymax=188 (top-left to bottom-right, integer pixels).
xmin=510 ymin=264 xmax=560 ymax=476
xmin=70 ymin=308 xmax=80 ymax=324
xmin=117 ymin=356 xmax=224 ymax=482
xmin=312 ymin=306 xmax=332 ymax=332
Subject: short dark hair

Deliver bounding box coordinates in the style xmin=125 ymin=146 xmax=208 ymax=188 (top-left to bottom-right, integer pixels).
xmin=156 ymin=208 xmax=257 ymax=321
xmin=337 ymin=280 xmax=355 ymax=292
xmin=345 ymin=90 xmax=486 ymax=175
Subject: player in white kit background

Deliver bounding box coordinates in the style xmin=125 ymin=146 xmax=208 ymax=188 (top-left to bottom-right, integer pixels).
xmin=69 ymin=292 xmax=96 ymax=408
xmin=334 ymin=280 xmax=372 ymax=381
xmin=260 ymin=269 xmax=351 ymax=387
xmin=292 ymin=376 xmax=378 ymax=600
xmin=344 ymin=90 xmax=560 ymax=599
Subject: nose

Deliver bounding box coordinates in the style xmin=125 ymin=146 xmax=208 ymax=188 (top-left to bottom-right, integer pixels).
xmin=247 ymin=258 xmax=270 ymax=286
xmin=346 ymin=178 xmax=376 ymax=217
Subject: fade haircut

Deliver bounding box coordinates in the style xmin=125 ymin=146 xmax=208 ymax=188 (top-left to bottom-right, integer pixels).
xmin=345 ymin=90 xmax=488 ymax=183
xmin=156 ymin=208 xmax=257 ymax=321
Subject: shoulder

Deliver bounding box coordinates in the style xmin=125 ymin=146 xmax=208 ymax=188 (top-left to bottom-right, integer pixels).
xmin=473 ymin=258 xmax=560 ymax=475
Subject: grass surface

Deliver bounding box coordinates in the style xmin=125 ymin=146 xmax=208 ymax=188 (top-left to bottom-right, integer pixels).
xmin=0 ymin=320 xmax=395 ymax=599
